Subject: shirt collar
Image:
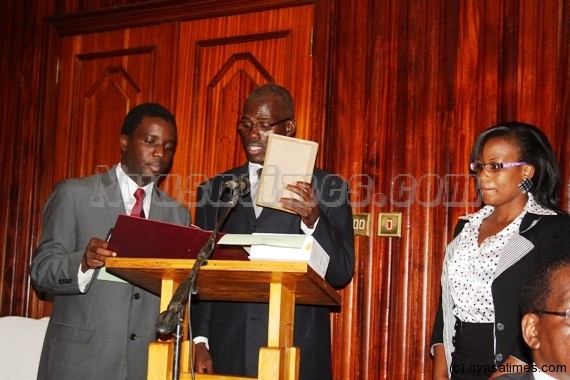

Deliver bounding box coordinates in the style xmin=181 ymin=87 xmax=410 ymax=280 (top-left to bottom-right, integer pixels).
xmin=533 ymin=364 xmax=558 ymax=380
xmin=248 ymin=162 xmax=263 ymax=183
xmin=116 ymin=164 xmax=155 ymax=196
xmin=461 ymin=193 xmax=557 ymax=221
xmin=524 ymin=193 xmax=557 ymax=215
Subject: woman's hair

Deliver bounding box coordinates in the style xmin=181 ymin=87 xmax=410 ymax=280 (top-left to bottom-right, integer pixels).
xmin=469 ymin=121 xmax=562 ymax=211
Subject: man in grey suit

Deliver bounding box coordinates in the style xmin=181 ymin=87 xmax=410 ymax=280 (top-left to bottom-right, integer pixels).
xmin=30 ymin=103 xmax=191 ymax=380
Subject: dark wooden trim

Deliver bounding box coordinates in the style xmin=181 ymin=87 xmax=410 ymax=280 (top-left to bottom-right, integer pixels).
xmin=310 ymin=0 xmax=335 ymax=168
xmin=47 ymin=0 xmax=315 ymax=36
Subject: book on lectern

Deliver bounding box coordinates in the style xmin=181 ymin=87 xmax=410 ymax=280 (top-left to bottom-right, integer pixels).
xmin=217 ymin=233 xmax=330 ymax=278
xmin=106 ymin=215 xmax=330 ymax=279
xmin=106 ymin=214 xmax=248 ymax=261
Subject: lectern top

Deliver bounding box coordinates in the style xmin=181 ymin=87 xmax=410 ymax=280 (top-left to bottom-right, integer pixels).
xmin=105 ymin=258 xmax=340 ymax=306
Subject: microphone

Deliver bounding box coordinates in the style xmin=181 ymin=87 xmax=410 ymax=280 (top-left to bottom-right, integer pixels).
xmin=224 ymin=177 xmax=250 ymax=196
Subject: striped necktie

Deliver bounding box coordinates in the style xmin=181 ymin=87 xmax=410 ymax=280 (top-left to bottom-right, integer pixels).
xmin=131 ymin=188 xmax=146 ymax=218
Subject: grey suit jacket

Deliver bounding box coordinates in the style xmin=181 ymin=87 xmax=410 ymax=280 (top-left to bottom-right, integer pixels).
xmin=30 ymin=168 xmax=190 ymax=380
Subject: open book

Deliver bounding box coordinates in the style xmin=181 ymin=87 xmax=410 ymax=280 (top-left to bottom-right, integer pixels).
xmin=106 ymin=215 xmax=330 ymax=279
xmin=106 ymin=214 xmax=248 ymax=261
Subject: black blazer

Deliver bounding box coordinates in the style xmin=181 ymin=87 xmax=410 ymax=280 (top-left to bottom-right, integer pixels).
xmin=431 ymin=212 xmax=570 ymax=366
xmin=192 ymin=163 xmax=355 ymax=380
xmin=494 ymin=373 xmax=535 ymax=380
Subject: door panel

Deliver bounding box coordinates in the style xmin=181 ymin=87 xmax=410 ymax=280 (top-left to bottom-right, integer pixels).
xmin=173 ymin=6 xmax=314 ymax=210
xmin=52 ymin=24 xmax=178 ymax=182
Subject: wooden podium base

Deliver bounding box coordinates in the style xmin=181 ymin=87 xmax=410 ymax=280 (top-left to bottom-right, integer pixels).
xmin=105 ymin=259 xmax=339 ymax=380
xmin=148 ymin=342 xmax=299 ymax=380
xmin=258 ymin=346 xmax=299 ymax=380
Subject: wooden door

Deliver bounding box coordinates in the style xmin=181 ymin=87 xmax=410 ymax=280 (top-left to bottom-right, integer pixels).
xmin=32 ymin=23 xmax=178 ymax=316
xmin=33 ymin=5 xmax=316 ymax=315
xmin=47 ymin=23 xmax=178 ymax=185
xmin=172 ymin=5 xmax=315 ymax=210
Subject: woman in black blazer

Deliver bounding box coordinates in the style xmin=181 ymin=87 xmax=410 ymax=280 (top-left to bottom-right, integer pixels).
xmin=431 ymin=122 xmax=570 ymax=379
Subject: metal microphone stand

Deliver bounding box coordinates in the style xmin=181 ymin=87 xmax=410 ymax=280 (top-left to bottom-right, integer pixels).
xmin=155 ymin=190 xmax=240 ymax=380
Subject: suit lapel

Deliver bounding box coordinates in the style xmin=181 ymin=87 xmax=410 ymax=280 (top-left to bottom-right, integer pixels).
xmin=149 ymin=187 xmax=168 ymax=221
xmin=100 ymin=168 xmax=126 ymax=224
xmin=100 ymin=168 xmax=173 ymax=222
xmin=494 ymin=234 xmax=534 ymax=278
xmin=494 ymin=214 xmax=540 ymax=279
xmin=234 ymin=164 xmax=257 ymax=220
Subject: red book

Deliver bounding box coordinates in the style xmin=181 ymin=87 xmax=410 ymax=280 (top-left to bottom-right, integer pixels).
xmin=107 ymin=214 xmax=248 ymax=261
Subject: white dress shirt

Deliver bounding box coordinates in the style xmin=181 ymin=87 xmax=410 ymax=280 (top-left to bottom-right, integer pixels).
xmin=77 ymin=165 xmax=154 ymax=291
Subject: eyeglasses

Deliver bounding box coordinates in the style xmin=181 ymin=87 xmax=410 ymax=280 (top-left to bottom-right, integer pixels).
xmin=533 ymin=309 xmax=570 ymax=326
xmin=469 ymin=161 xmax=528 ymax=173
xmin=237 ymin=118 xmax=290 ymax=132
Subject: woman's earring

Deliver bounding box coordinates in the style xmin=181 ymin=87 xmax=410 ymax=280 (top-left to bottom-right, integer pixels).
xmin=518 ymin=177 xmax=533 ymax=193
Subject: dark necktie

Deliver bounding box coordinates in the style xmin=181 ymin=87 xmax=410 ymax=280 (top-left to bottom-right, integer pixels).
xmin=131 ymin=188 xmax=146 ymax=218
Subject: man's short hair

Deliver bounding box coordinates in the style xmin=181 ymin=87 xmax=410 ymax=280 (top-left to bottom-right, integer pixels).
xmin=245 ymin=83 xmax=295 ymax=119
xmin=520 ymin=255 xmax=570 ymax=314
xmin=121 ymin=102 xmax=177 ymax=137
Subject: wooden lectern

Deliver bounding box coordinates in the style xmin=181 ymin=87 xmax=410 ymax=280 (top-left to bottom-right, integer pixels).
xmin=106 ymin=258 xmax=340 ymax=380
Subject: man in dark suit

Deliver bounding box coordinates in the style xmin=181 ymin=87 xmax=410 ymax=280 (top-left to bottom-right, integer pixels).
xmin=191 ymin=83 xmax=355 ymax=379
xmin=495 ymin=255 xmax=570 ymax=379
xmin=30 ymin=103 xmax=191 ymax=379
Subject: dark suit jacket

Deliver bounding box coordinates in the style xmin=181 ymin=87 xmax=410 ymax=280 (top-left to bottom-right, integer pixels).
xmin=30 ymin=168 xmax=191 ymax=380
xmin=431 ymin=212 xmax=570 ymax=367
xmin=192 ymin=163 xmax=354 ymax=380
xmin=494 ymin=372 xmax=535 ymax=380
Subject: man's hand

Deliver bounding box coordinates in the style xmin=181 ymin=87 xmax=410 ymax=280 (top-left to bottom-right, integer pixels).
xmin=281 ymin=181 xmax=319 ymax=228
xmin=193 ymin=342 xmax=213 ymax=373
xmin=81 ymin=238 xmax=116 ymax=272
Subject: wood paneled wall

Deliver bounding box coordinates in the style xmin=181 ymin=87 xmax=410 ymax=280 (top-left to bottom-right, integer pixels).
xmin=0 ymin=0 xmax=55 ymax=317
xmin=329 ymin=1 xmax=569 ymax=379
xmin=1 ymin=0 xmax=568 ymax=379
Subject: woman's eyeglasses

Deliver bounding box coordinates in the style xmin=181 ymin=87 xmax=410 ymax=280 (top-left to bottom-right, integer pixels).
xmin=469 ymin=161 xmax=527 ymax=173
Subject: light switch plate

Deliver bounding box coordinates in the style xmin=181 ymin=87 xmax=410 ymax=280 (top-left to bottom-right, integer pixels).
xmin=352 ymin=213 xmax=370 ymax=236
xmin=378 ymin=212 xmax=402 ymax=237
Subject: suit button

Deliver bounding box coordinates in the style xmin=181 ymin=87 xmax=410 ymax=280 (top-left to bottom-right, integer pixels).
xmin=496 ymin=323 xmax=505 ymax=331
xmin=130 ymin=334 xmax=137 ymax=340
xmin=134 ymin=293 xmax=141 ymax=299
xmin=495 ymin=353 xmax=503 ymax=362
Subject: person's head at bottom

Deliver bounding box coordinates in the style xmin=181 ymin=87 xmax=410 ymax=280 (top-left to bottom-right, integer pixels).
xmin=520 ymin=255 xmax=570 ymax=379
